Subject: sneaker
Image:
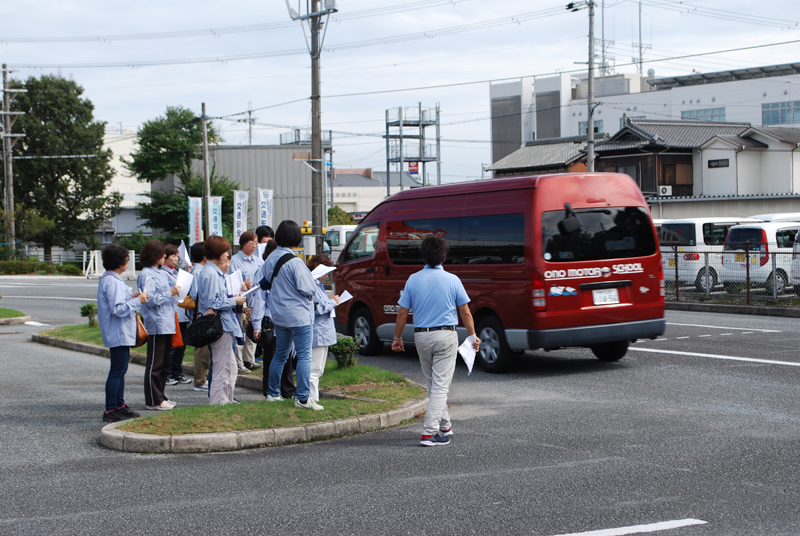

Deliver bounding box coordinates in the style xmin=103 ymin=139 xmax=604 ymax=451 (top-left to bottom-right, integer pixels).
xmin=103 ymin=410 xmax=123 ymax=423
xmin=244 ymin=362 xmax=263 ymax=370
xmin=193 ymin=382 xmax=209 ymax=391
xmin=162 ymin=399 xmax=176 ymax=408
xmin=420 ymin=433 xmax=450 ymax=447
xmin=145 ymin=402 xmax=173 ymax=411
xmin=237 ymin=366 xmax=251 ymax=375
xmin=166 ymin=377 xmax=178 ymax=386
xmin=232 ymin=398 xmax=241 ymax=404
xmin=264 ymin=394 xmax=285 ymax=402
xmin=255 ymin=357 xmax=263 ymax=364
xmin=176 ymin=375 xmax=192 ymax=384
xmin=440 ymin=426 xmax=454 ymax=437
xmin=295 ymin=398 xmax=324 ymax=411
xmin=116 ymin=405 xmax=141 ymax=419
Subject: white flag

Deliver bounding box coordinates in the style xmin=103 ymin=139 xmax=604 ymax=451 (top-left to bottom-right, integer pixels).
xmin=233 ymin=190 xmax=249 ymax=241
xmin=257 ymin=189 xmax=274 ymax=228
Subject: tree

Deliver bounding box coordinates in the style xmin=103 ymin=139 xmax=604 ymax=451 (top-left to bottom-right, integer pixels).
xmin=10 ymin=74 xmax=122 ymax=257
xmin=122 ymin=105 xmax=220 ymax=184
xmin=328 ymin=206 xmax=355 ymax=225
xmin=0 ymin=205 xmax=56 ymax=259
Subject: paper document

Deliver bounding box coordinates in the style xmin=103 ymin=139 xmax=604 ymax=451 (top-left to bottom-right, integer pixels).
xmin=243 ymin=285 xmax=261 ymax=298
xmin=178 ymin=240 xmax=192 ymax=268
xmin=337 ymin=290 xmax=353 ymax=305
xmin=257 ymin=242 xmax=267 ymax=261
xmin=458 ymin=335 xmax=478 ymax=375
xmin=225 ymin=269 xmax=244 ymax=296
xmin=172 ymin=269 xmax=194 ymax=303
xmin=310 ymin=264 xmax=336 ymax=280
xmin=142 ymin=276 xmax=155 ymax=295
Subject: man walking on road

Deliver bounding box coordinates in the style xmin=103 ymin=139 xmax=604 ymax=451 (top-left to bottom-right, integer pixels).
xmin=392 ymin=235 xmax=480 ymax=447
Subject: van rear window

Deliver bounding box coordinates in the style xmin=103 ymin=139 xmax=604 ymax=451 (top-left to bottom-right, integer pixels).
xmin=724 ymin=228 xmax=765 ymax=251
xmin=387 ymin=214 xmax=525 ymax=265
xmin=660 ymin=223 xmax=696 ymax=245
xmin=541 ymin=207 xmax=656 ymax=262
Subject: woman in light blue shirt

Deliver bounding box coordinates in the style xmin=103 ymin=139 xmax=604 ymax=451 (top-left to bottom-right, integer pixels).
xmin=136 ymin=240 xmax=181 ymax=411
xmin=306 ymin=255 xmax=339 ymax=403
xmin=97 ymin=244 xmax=149 ymax=423
xmin=258 ymin=220 xmax=320 ymax=410
xmin=195 ymin=236 xmax=246 ymax=405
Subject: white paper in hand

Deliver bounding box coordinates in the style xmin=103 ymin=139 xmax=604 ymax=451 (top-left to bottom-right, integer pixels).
xmin=143 ymin=276 xmax=155 ymax=295
xmin=225 ymin=269 xmax=244 ymax=296
xmin=458 ymin=335 xmax=477 ymax=376
xmin=172 ymin=269 xmax=194 ymax=302
xmin=257 ymin=242 xmax=267 ymax=261
xmin=243 ymin=285 xmax=261 ymax=297
xmin=310 ymin=264 xmax=336 ymax=280
xmin=178 ymin=240 xmax=192 ymax=268
xmin=337 ymin=290 xmax=353 ymax=305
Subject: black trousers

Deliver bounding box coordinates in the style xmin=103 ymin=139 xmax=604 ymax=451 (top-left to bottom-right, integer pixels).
xmin=261 ymin=335 xmax=296 ymax=398
xmin=144 ymin=334 xmax=171 ymax=406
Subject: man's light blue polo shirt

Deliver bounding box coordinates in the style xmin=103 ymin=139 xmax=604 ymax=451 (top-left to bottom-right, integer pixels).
xmin=397 ymin=265 xmax=470 ymax=328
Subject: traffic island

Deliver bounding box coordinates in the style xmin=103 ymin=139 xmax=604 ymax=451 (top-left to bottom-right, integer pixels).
xmin=0 ymin=306 xmax=29 ymax=326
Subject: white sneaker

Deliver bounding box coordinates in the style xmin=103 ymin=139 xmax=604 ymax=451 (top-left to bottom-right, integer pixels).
xmin=295 ymin=398 xmax=324 ymax=411
xmin=146 ymin=401 xmax=173 ymax=411
xmin=238 ymin=366 xmax=251 ymax=375
xmin=162 ymin=400 xmax=176 ymax=408
xmin=265 ymin=395 xmax=284 ymax=402
xmin=193 ymin=382 xmax=208 ymax=391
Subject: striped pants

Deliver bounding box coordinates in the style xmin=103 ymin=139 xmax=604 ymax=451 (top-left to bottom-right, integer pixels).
xmin=144 ymin=334 xmax=171 ymax=407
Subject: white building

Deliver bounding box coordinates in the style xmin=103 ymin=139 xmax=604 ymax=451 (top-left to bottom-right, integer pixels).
xmin=331 ymin=169 xmax=421 ymax=214
xmin=103 ymin=128 xmax=151 ymax=238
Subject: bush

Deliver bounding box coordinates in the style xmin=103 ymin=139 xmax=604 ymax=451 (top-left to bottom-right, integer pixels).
xmin=42 ymin=263 xmax=56 ymax=274
xmin=60 ymin=264 xmax=82 ymax=276
xmin=330 ymin=335 xmax=359 ymax=368
xmin=80 ymin=302 xmax=98 ymax=327
xmin=0 ymin=260 xmax=40 ymax=275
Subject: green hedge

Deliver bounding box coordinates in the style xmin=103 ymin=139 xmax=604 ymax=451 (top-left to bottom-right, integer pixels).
xmin=0 ymin=260 xmax=83 ymax=276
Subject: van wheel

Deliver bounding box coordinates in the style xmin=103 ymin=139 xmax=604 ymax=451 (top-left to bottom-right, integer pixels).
xmin=694 ymin=268 xmax=717 ymax=293
xmin=476 ymin=316 xmax=512 ymax=373
xmin=350 ymin=307 xmax=383 ymax=356
xmin=765 ymin=271 xmax=788 ymax=295
xmin=591 ymin=341 xmax=628 ymax=362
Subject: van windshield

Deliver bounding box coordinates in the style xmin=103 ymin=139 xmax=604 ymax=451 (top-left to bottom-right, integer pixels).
xmin=660 ymin=223 xmax=696 ymax=246
xmin=541 ymin=207 xmax=656 ymax=262
xmin=724 ymin=228 xmax=765 ymax=251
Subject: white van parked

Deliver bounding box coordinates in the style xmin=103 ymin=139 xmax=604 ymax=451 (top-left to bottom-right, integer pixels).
xmin=659 ymin=217 xmax=762 ymax=292
xmin=748 ymin=212 xmax=800 ymax=223
xmin=720 ymin=222 xmax=800 ymax=295
xmin=791 ymin=230 xmax=800 ymax=296
xmin=324 ymin=225 xmax=357 ymax=263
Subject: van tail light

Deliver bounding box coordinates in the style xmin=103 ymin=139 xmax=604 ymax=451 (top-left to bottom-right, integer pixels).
xmin=683 ymin=253 xmax=699 ymax=261
xmin=532 ymin=269 xmax=547 ymax=311
xmin=658 ymin=263 xmax=665 ymax=301
xmin=760 ymin=230 xmax=769 ymax=267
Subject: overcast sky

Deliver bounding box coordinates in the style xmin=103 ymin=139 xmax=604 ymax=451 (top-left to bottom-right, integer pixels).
xmin=2 ymin=0 xmax=799 ymax=183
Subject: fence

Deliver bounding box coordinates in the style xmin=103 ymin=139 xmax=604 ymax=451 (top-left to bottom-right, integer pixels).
xmin=662 ymin=243 xmax=799 ymax=305
xmin=83 ymin=250 xmax=137 ymax=279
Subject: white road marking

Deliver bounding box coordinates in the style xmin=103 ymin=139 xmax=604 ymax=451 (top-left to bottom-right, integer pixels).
xmin=550 ymin=518 xmax=707 ymax=536
xmin=675 ymin=336 xmax=690 ymax=339
xmin=667 ymin=322 xmax=780 ymax=333
xmin=0 ymin=296 xmax=96 ymax=301
xmin=698 ymin=334 xmax=711 ymax=337
xmin=741 ymin=332 xmax=753 ymax=335
xmin=630 ymin=347 xmax=800 ymax=367
xmin=720 ymin=333 xmax=732 ymax=336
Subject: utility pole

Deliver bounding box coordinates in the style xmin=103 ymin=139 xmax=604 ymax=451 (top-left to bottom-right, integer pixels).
xmin=248 ymin=102 xmax=253 ymax=146
xmin=201 ymin=102 xmax=211 ymax=237
xmin=2 ymin=64 xmax=25 ymax=256
xmin=587 ymin=1 xmax=596 ymax=172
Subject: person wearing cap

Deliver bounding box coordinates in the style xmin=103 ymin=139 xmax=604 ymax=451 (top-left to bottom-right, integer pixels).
xmin=391 ymin=235 xmax=480 ymax=447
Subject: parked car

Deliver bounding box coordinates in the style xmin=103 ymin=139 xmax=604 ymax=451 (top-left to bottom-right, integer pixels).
xmin=333 ymin=173 xmax=665 ymax=372
xmin=719 ymin=222 xmax=800 ymax=295
xmin=791 ymin=229 xmax=800 ymax=296
xmin=325 ymin=225 xmax=357 ymax=263
xmin=659 ymin=217 xmax=762 ymax=292
xmin=748 ymin=212 xmax=800 ymax=223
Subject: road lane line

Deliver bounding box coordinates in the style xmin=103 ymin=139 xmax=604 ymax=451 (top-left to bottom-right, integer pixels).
xmin=630 ymin=347 xmax=800 ymax=367
xmin=550 ymin=518 xmax=707 ymax=536
xmin=698 ymin=334 xmax=711 ymax=337
xmin=675 ymin=336 xmax=689 ymax=339
xmin=742 ymin=332 xmax=753 ymax=335
xmin=720 ymin=333 xmax=732 ymax=336
xmin=0 ymin=295 xmax=96 ymax=301
xmin=667 ymin=322 xmax=780 ymax=333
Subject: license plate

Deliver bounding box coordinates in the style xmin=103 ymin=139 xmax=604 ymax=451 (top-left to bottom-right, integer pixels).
xmin=667 ymin=258 xmax=675 ymax=267
xmin=592 ymin=288 xmax=619 ymax=305
xmin=735 ymin=253 xmax=746 ymax=262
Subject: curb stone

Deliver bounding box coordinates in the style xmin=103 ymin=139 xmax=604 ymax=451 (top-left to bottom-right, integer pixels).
xmin=665 ymin=301 xmax=800 ymax=318
xmin=0 ymin=315 xmax=31 ymax=326
xmin=100 ymin=396 xmax=427 ymax=454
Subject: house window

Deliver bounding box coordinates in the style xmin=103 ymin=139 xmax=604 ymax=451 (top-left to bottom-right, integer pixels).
xmin=762 ymin=101 xmax=800 ymax=125
xmin=578 ymin=120 xmax=603 ymax=135
xmin=681 ymin=108 xmax=726 ymax=122
xmin=708 ymin=159 xmax=729 ymax=168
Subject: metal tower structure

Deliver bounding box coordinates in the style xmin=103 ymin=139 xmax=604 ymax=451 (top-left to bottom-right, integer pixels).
xmin=384 ymin=102 xmax=441 ymax=197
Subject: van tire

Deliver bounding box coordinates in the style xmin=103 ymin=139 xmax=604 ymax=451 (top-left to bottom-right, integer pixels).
xmin=476 ymin=316 xmax=512 ymax=373
xmin=765 ymin=271 xmax=788 ymax=295
xmin=694 ymin=268 xmax=717 ymax=293
xmin=350 ymin=307 xmax=383 ymax=356
xmin=591 ymin=341 xmax=628 ymax=362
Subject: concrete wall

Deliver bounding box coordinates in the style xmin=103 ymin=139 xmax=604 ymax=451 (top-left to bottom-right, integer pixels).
xmin=737 ymin=150 xmax=762 ymax=195
xmin=701 ymin=142 xmax=737 ymax=196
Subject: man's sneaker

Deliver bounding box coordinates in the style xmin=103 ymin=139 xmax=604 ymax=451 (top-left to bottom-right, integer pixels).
xmin=193 ymin=382 xmax=208 ymax=391
xmin=166 ymin=377 xmax=179 ymax=386
xmin=244 ymin=362 xmax=263 ymax=370
xmin=420 ymin=433 xmax=450 ymax=447
xmin=237 ymin=366 xmax=251 ymax=375
xmin=176 ymin=375 xmax=192 ymax=384
xmin=265 ymin=394 xmax=284 ymax=402
xmin=146 ymin=402 xmax=173 ymax=411
xmin=295 ymin=398 xmax=324 ymax=411
xmin=440 ymin=426 xmax=454 ymax=437
xmin=103 ymin=410 xmax=123 ymax=423
xmin=232 ymin=398 xmax=241 ymax=404
xmin=116 ymin=405 xmax=141 ymax=419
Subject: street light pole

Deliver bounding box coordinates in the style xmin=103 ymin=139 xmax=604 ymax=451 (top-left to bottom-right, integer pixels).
xmin=201 ymin=102 xmax=211 ymax=238
xmin=587 ymin=0 xmax=595 ymax=172
xmin=310 ymin=0 xmax=323 ymax=254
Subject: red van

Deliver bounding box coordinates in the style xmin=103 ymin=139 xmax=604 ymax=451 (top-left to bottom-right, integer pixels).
xmin=333 ymin=173 xmax=665 ymax=372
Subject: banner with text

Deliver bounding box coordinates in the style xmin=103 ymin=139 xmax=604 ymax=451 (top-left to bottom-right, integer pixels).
xmin=257 ymin=189 xmax=274 ymax=228
xmin=209 ymin=196 xmax=223 ymax=237
xmin=188 ymin=197 xmax=203 ymax=245
xmin=233 ymin=190 xmax=249 ymax=241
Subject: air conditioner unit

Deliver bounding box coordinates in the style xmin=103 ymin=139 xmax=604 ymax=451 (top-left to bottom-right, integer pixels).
xmin=659 ymin=185 xmax=673 ymax=197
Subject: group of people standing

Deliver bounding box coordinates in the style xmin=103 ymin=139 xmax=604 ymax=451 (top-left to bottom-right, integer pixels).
xmin=96 ymin=220 xmax=340 ymax=422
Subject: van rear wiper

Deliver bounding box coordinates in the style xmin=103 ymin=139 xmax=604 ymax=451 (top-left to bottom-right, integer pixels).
xmin=558 ymin=202 xmax=582 ymax=235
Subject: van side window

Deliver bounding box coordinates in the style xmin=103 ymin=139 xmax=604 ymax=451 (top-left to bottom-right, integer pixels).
xmin=702 ymin=223 xmax=732 ymax=246
xmin=387 ymin=214 xmax=525 ymax=265
xmin=325 ymin=230 xmax=340 ymax=247
xmin=341 ymin=224 xmax=379 ymax=263
xmin=777 ymin=229 xmax=799 ymax=248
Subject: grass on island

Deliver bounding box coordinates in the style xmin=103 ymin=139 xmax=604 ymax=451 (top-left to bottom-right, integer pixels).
xmin=119 ymin=362 xmax=426 ymax=436
xmin=40 ymin=324 xmax=195 ymax=362
xmin=0 ymin=308 xmax=25 ymax=319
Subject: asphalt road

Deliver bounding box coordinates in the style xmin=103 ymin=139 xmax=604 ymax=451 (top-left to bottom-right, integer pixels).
xmin=1 ymin=276 xmax=799 ymax=535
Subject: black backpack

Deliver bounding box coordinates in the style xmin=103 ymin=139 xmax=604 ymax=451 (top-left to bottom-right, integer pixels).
xmin=184 ymin=309 xmax=223 ymax=348
xmin=258 ymin=253 xmax=296 ymax=291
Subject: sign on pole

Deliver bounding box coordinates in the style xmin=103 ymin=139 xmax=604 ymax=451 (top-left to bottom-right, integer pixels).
xmin=233 ymin=190 xmax=249 ymax=241
xmin=257 ymin=189 xmax=274 ymax=228
xmin=209 ymin=196 xmax=223 ymax=237
xmin=188 ymin=197 xmax=203 ymax=245
xmin=408 ymin=161 xmax=419 ymax=175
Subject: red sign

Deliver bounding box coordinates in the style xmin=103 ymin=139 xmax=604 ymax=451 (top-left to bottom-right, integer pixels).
xmin=408 ymin=161 xmax=419 ymax=174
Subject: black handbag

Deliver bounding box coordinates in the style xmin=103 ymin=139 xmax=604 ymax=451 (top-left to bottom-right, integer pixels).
xmin=185 ymin=310 xmax=224 ymax=347
xmin=247 ymin=316 xmax=275 ymax=348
